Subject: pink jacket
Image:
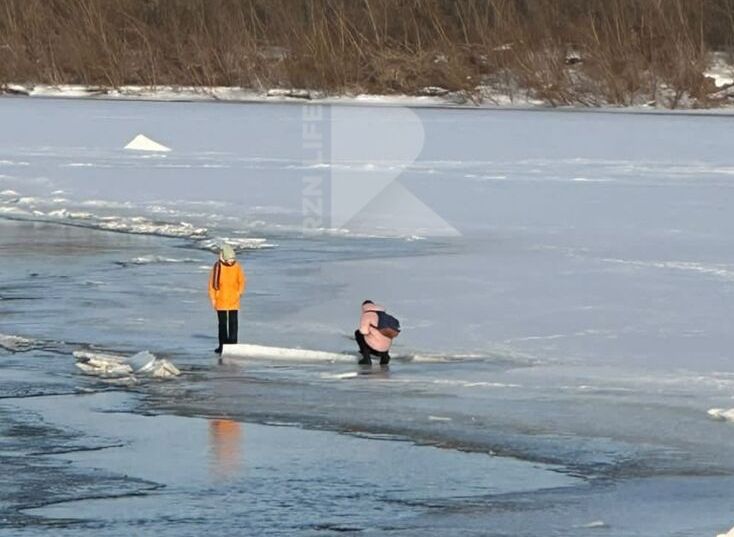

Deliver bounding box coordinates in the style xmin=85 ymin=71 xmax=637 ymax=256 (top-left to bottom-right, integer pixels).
xmin=359 ymin=303 xmax=392 ymax=353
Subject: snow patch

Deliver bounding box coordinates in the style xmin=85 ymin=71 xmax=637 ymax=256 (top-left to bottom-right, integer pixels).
xmin=6 ymin=79 xmax=734 ymax=109
xmin=717 ymin=526 xmax=734 ymax=537
xmin=705 ymin=52 xmax=734 ymax=88
xmin=266 ymin=88 xmax=313 ymax=99
xmin=2 ymin=83 xmax=30 ymax=95
xmin=124 ymin=134 xmax=171 ymax=152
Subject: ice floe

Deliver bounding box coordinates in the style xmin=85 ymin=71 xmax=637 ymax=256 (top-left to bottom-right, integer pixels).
xmin=708 ymin=408 xmax=734 ymax=422
xmin=196 ymin=237 xmax=275 ymax=252
xmin=124 ymin=134 xmax=171 ymax=152
xmin=221 ymin=344 xmax=513 ymax=365
xmin=73 ymin=350 xmax=180 ymax=379
xmin=0 ymin=333 xmax=41 ymax=352
xmin=222 ymin=343 xmax=353 ymax=362
xmin=125 ymin=255 xmax=199 ymax=265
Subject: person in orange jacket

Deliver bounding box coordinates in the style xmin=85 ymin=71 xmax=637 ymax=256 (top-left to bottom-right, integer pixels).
xmin=208 ymin=244 xmax=246 ymax=355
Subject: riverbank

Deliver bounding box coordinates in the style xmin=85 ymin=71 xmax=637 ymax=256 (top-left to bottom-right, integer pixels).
xmin=3 ymin=79 xmax=734 ymax=112
xmin=2 ymin=1 xmax=734 ymax=109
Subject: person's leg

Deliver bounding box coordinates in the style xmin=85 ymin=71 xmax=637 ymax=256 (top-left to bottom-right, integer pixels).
xmin=379 ymin=351 xmax=390 ymax=366
xmin=228 ymin=310 xmax=239 ymax=344
xmin=354 ymin=330 xmax=372 ymax=365
xmin=216 ymin=310 xmax=228 ymax=353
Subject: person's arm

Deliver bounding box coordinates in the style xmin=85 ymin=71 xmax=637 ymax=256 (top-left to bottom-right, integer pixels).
xmin=359 ymin=311 xmax=376 ymax=335
xmin=208 ymin=265 xmax=217 ymax=309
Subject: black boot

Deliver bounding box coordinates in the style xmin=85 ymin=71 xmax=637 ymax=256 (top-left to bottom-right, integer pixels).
xmin=358 ymin=350 xmax=372 ymax=366
xmin=355 ymin=330 xmax=372 ymax=365
xmin=380 ymin=353 xmax=390 ymax=366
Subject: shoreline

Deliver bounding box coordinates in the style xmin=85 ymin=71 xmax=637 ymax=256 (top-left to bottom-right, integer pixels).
xmin=4 ymin=84 xmax=734 ymax=117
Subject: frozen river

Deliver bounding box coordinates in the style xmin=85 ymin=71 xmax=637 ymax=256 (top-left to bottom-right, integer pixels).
xmin=1 ymin=97 xmax=734 ymax=536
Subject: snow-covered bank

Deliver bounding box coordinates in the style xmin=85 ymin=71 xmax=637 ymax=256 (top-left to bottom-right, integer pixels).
xmin=3 ymin=79 xmax=734 ymax=112
xmin=0 ymin=82 xmax=536 ymax=109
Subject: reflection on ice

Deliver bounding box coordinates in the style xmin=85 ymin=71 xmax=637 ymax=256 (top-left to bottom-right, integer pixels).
xmin=208 ymin=419 xmax=243 ymax=480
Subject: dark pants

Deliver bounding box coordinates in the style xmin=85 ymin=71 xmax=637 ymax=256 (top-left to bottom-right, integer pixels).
xmin=217 ymin=310 xmax=238 ymax=351
xmin=354 ymin=330 xmax=390 ymax=365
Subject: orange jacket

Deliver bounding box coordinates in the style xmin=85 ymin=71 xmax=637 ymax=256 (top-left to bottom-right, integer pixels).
xmin=208 ymin=261 xmax=246 ymax=311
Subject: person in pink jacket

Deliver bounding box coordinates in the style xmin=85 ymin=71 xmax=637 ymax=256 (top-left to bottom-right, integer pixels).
xmin=355 ymin=300 xmax=394 ymax=366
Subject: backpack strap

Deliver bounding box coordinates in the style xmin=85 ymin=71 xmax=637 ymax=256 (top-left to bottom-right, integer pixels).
xmin=365 ymin=309 xmax=380 ymax=328
xmin=212 ymin=261 xmax=222 ymax=291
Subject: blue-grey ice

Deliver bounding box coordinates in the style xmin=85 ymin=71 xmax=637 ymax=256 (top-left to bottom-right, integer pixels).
xmin=2 ymin=97 xmax=734 ymax=536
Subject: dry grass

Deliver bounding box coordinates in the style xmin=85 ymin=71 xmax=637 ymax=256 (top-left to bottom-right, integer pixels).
xmin=1 ymin=0 xmax=733 ymax=107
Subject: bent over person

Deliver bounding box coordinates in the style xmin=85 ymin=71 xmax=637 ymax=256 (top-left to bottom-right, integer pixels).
xmin=355 ymin=300 xmax=400 ymax=366
xmin=209 ymin=244 xmax=246 ymax=354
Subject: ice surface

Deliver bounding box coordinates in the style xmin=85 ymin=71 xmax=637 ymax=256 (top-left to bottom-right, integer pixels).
xmin=4 ymin=97 xmax=734 ymax=535
xmin=3 ymin=97 xmax=734 ymax=369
